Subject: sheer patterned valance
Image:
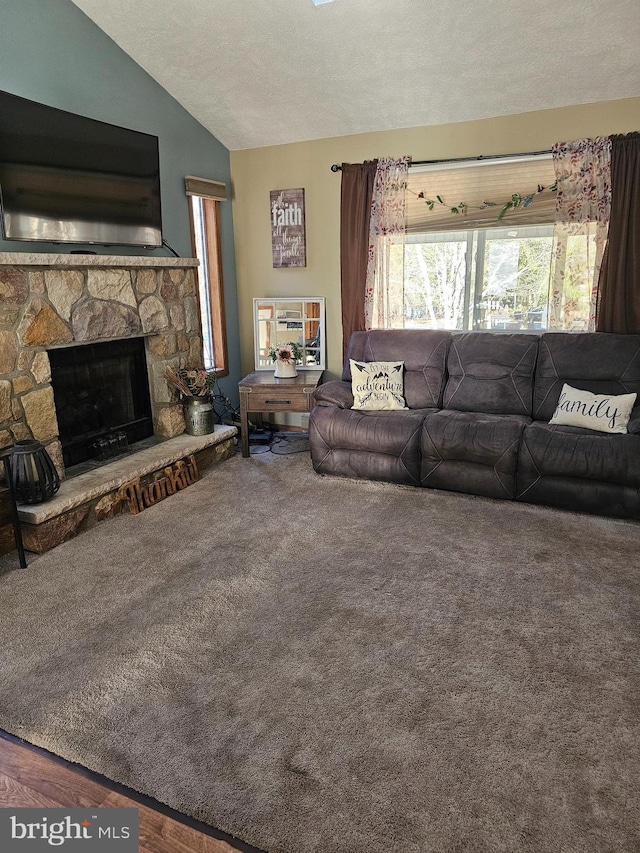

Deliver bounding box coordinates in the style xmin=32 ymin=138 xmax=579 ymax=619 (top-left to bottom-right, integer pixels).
xmin=406 ymin=156 xmax=556 ymax=233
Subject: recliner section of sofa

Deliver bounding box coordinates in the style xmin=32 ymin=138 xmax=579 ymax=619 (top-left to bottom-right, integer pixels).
xmin=517 ymin=422 xmax=640 ymax=517
xmin=311 ymin=329 xmax=451 ymax=485
xmin=309 ymin=329 xmax=640 ymax=519
xmin=515 ymin=331 xmax=640 ymax=517
xmin=421 ymin=332 xmax=537 ymax=500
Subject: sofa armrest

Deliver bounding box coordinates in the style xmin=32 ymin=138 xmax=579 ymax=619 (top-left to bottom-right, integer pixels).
xmin=313 ymin=380 xmax=354 ymax=409
xmin=627 ymin=405 xmax=640 ymax=435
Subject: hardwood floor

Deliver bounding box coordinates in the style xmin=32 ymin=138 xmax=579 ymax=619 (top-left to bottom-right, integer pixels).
xmin=0 ymin=732 xmax=264 ymax=853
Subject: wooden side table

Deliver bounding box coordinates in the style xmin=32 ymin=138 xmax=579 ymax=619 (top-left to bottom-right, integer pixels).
xmin=239 ymin=370 xmax=324 ymax=458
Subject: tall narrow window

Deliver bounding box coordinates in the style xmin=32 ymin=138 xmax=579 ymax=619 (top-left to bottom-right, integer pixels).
xmin=186 ymin=176 xmax=228 ymax=374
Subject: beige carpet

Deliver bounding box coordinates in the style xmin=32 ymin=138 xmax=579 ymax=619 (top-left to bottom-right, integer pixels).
xmin=0 ymin=452 xmax=639 ymax=853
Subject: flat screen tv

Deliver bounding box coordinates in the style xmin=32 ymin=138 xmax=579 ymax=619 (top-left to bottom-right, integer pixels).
xmin=0 ymin=90 xmax=162 ymax=248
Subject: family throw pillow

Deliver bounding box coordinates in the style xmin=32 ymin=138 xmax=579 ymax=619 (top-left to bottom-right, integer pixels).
xmin=350 ymin=360 xmax=407 ymax=410
xmin=549 ymin=383 xmax=637 ymax=434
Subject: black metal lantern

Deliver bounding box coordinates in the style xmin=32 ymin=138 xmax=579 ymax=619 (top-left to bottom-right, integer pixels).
xmin=10 ymin=440 xmax=61 ymax=504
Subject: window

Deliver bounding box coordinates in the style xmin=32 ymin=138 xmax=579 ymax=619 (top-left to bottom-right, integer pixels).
xmin=404 ymin=225 xmax=594 ymax=332
xmin=404 ymin=155 xmax=595 ymax=333
xmin=186 ymin=178 xmax=228 ymax=373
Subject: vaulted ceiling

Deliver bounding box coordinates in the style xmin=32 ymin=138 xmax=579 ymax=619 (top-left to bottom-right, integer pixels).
xmin=70 ymin=0 xmax=640 ymax=150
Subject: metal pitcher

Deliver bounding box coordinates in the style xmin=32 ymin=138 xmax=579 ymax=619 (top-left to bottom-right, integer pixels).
xmin=184 ymin=395 xmax=215 ymax=436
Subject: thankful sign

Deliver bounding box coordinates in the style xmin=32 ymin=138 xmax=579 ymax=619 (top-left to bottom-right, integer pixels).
xmin=117 ymin=455 xmax=200 ymax=514
xmin=270 ymin=188 xmax=306 ymax=268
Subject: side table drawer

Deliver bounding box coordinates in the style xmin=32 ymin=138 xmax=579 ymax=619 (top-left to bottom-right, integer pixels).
xmin=241 ymin=389 xmax=311 ymax=412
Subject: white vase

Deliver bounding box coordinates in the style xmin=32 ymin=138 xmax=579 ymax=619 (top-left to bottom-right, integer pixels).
xmin=274 ymin=360 xmax=298 ymax=378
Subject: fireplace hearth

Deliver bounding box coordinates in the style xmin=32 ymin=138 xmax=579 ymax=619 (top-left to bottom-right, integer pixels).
xmin=49 ymin=337 xmax=154 ymax=469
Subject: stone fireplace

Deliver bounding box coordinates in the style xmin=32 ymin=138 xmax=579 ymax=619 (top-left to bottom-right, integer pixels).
xmin=0 ymin=252 xmax=203 ymax=478
xmin=0 ymin=253 xmax=236 ymax=554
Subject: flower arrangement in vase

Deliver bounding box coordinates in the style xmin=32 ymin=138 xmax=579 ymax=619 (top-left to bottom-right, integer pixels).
xmin=164 ymin=366 xmax=220 ymax=435
xmin=164 ymin=366 xmax=220 ymax=398
xmin=268 ymin=342 xmax=303 ymax=378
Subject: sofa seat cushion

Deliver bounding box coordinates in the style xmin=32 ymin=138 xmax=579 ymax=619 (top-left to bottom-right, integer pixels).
xmin=421 ymin=410 xmax=530 ymax=499
xmin=310 ymin=406 xmax=431 ymax=485
xmin=443 ymin=332 xmax=538 ymax=416
xmin=519 ymin=421 xmax=640 ymax=490
xmin=420 ymin=409 xmax=530 ymax=499
xmin=517 ymin=421 xmax=640 ymax=518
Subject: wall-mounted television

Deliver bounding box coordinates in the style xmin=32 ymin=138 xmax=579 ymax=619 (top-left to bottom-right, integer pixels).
xmin=0 ymin=90 xmax=162 ymax=248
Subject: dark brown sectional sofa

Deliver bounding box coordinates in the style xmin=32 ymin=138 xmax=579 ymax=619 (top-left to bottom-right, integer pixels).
xmin=309 ymin=330 xmax=640 ymax=519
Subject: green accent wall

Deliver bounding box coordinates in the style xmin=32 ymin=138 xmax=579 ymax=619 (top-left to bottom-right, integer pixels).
xmin=0 ymin=0 xmax=241 ymax=399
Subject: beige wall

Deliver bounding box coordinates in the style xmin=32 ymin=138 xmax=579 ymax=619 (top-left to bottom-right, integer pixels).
xmin=231 ymin=97 xmax=640 ymax=381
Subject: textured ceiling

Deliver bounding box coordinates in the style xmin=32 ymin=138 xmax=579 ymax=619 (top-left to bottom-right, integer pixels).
xmin=70 ymin=0 xmax=640 ymax=150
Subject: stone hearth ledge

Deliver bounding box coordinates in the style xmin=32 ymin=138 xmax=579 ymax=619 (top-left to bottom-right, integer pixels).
xmin=0 ymin=252 xmax=198 ymax=268
xmin=18 ymin=425 xmax=237 ymax=525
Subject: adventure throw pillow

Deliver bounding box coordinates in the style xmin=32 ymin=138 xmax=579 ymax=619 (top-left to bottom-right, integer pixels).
xmin=549 ymin=383 xmax=637 ymax=434
xmin=350 ymin=360 xmax=407 ymax=410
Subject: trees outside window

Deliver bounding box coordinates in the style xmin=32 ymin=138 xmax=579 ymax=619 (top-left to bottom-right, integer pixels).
xmin=404 ymin=225 xmax=590 ymax=332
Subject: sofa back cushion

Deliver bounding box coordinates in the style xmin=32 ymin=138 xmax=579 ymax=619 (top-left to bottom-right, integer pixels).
xmin=343 ymin=330 xmax=451 ymax=409
xmin=443 ymin=332 xmax=538 ymax=416
xmin=534 ymin=332 xmax=640 ymax=421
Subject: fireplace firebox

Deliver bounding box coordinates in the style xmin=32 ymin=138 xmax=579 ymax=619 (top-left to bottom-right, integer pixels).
xmin=49 ymin=337 xmax=154 ymax=468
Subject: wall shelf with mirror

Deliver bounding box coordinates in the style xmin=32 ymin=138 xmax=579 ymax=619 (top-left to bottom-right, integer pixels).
xmin=253 ymin=297 xmax=326 ymax=370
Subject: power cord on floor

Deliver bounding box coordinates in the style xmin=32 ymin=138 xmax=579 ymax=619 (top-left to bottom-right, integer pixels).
xmin=233 ymin=423 xmax=310 ymax=455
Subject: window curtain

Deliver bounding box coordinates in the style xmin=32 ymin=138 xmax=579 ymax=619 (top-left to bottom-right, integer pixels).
xmin=340 ymin=161 xmax=378 ymax=356
xmin=596 ymin=133 xmax=640 ymax=333
xmin=364 ymin=156 xmax=410 ymax=329
xmin=549 ymin=138 xmax=611 ymax=331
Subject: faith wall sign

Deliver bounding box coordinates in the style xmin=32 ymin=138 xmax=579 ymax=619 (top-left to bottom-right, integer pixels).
xmin=270 ymin=188 xmax=306 ymax=267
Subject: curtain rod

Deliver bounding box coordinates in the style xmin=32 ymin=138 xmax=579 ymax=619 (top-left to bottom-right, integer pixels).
xmin=329 ymin=149 xmax=552 ymax=172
